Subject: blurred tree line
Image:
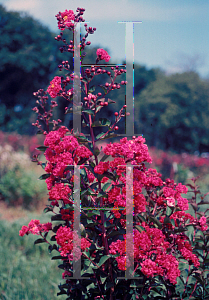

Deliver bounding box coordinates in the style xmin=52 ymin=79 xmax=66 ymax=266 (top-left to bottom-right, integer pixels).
xmin=0 ymin=4 xmax=209 ymax=154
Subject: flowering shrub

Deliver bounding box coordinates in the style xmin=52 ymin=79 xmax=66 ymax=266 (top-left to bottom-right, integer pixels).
xmin=20 ymin=7 xmax=209 ymax=300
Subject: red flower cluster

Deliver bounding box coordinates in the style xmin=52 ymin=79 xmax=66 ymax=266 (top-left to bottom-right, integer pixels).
xmin=199 ymin=216 xmax=208 ymax=231
xmin=96 ymin=48 xmax=111 ymax=62
xmin=103 ymin=136 xmax=152 ymax=164
xmin=43 ymin=126 xmax=93 ymax=192
xmin=19 ymin=219 xmax=52 ymax=236
xmin=47 ymin=76 xmax=62 ymax=98
xmin=55 ymin=225 xmax=91 ymax=259
xmin=109 ymin=224 xmax=181 ymax=284
xmin=57 ymin=10 xmax=75 ymax=30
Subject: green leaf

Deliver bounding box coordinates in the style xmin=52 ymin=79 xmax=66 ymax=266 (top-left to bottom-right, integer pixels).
xmin=91 ymin=118 xmax=111 ymax=127
xmin=148 ymin=216 xmax=162 ymax=229
xmin=75 ymin=135 xmax=90 ymax=143
xmin=100 ymin=171 xmax=116 ymax=182
xmin=166 ymin=206 xmax=173 ymax=216
xmin=44 ymin=206 xmax=53 ymax=213
xmin=164 ymin=216 xmax=172 ymax=225
xmin=96 ymin=132 xmax=106 ymax=140
xmin=80 ymin=167 xmax=87 ymax=179
xmin=96 ymin=105 xmax=103 ymax=113
xmin=48 ymin=244 xmax=58 ymax=253
xmin=81 ymin=78 xmax=88 ymax=83
xmin=107 ymin=228 xmax=126 ymax=238
xmin=36 ymin=146 xmax=48 ymax=151
xmin=170 ymin=219 xmax=175 ymax=227
xmin=104 ymin=281 xmax=114 ymax=291
xmin=82 ymin=109 xmax=94 ymax=115
xmin=107 ymin=98 xmax=116 ymax=104
xmin=135 ymin=225 xmax=144 ymax=233
xmin=174 ymin=227 xmax=187 ymax=233
xmin=39 ymin=173 xmax=51 ymax=180
xmin=100 ymin=154 xmax=110 ymax=162
xmin=97 ymin=192 xmax=108 ymax=198
xmin=97 ymin=255 xmax=110 ymax=267
xmin=102 ymin=182 xmax=112 ymax=192
xmin=93 ymin=146 xmax=100 ymax=156
xmin=89 ymin=85 xmax=96 ymax=93
xmin=51 ymin=214 xmax=64 ymax=221
xmin=98 ymin=132 xmax=118 ymax=141
xmin=100 ymin=274 xmax=107 ymax=284
xmin=99 ymin=85 xmax=107 ymax=95
xmin=86 ymin=211 xmax=100 ymax=217
xmin=51 ymin=255 xmax=66 ymax=260
xmin=81 ymin=266 xmax=94 ymax=276
xmin=34 ymin=238 xmax=46 ymax=245
xmin=86 ymin=282 xmax=97 ymax=291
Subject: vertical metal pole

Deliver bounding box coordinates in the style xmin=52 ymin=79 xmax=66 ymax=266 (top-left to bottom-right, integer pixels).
xmin=73 ymin=22 xmax=81 ymax=135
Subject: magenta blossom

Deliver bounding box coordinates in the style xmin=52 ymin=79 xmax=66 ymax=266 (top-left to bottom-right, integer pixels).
xmin=58 ymin=10 xmax=75 ymax=30
xmin=96 ymin=48 xmax=111 ymax=62
xmin=47 ymin=76 xmax=62 ymax=98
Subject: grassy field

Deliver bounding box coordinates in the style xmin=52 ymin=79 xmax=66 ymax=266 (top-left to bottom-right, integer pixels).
xmin=0 ymin=210 xmax=67 ymax=300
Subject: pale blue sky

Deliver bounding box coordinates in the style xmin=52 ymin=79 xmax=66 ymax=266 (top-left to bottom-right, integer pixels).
xmin=1 ymin=0 xmax=209 ymax=78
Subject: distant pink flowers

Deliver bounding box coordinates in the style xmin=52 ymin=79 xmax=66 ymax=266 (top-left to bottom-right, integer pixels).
xmin=58 ymin=10 xmax=75 ymax=30
xmin=47 ymin=76 xmax=62 ymax=98
xmin=96 ymin=48 xmax=111 ymax=62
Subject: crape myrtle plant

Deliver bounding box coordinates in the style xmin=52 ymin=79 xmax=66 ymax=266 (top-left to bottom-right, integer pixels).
xmin=20 ymin=7 xmax=209 ymax=300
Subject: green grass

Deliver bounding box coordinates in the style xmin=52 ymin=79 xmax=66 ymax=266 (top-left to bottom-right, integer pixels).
xmin=0 ymin=212 xmax=67 ymax=300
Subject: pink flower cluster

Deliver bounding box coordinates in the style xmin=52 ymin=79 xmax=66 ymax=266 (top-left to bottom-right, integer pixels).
xmin=103 ymin=136 xmax=152 ymax=164
xmin=47 ymin=76 xmax=62 ymax=98
xmin=176 ymin=236 xmax=199 ymax=267
xmin=96 ymin=48 xmax=111 ymax=62
xmin=55 ymin=226 xmax=91 ymax=259
xmin=199 ymin=216 xmax=208 ymax=231
xmin=43 ymin=126 xmax=93 ymax=193
xmin=163 ymin=182 xmax=189 ymax=211
xmin=58 ymin=10 xmax=75 ymax=30
xmin=109 ymin=224 xmax=181 ymax=284
xmin=19 ymin=219 xmax=52 ymax=236
xmin=49 ymin=183 xmax=72 ymax=204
